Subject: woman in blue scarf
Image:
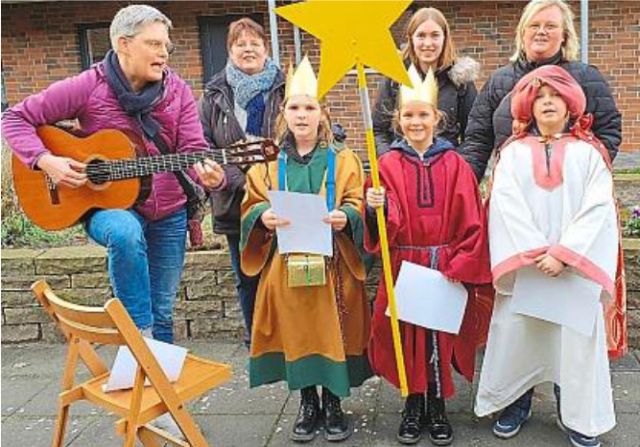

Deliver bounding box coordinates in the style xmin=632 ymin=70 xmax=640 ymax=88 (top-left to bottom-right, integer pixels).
xmin=198 ymin=18 xmax=285 ymax=348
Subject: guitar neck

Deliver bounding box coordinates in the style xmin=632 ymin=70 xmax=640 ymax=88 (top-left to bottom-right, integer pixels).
xmin=83 ymin=137 xmax=278 ymax=186
xmin=105 ymin=151 xmax=224 ymax=181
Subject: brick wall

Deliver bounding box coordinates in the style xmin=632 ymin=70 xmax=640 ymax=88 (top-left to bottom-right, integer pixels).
xmin=1 ymin=1 xmax=639 ymax=156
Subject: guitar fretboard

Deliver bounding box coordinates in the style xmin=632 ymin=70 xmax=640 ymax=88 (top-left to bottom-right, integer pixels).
xmin=105 ymin=151 xmax=224 ymax=180
xmin=85 ymin=147 xmax=270 ymax=184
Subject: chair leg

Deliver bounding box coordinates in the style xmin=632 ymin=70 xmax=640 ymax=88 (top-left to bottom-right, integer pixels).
xmin=125 ymin=366 xmax=145 ymax=447
xmin=137 ymin=426 xmax=164 ymax=447
xmin=171 ymin=411 xmax=209 ymax=447
xmin=124 ymin=421 xmax=138 ymax=447
xmin=51 ymin=403 xmax=70 ymax=447
xmin=138 ymin=424 xmax=189 ymax=447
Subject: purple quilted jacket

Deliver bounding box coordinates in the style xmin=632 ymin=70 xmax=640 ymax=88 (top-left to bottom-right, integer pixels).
xmin=2 ymin=62 xmax=209 ymax=221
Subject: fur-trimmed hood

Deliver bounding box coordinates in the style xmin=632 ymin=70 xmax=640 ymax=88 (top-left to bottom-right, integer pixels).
xmin=447 ymin=56 xmax=480 ymax=88
xmin=372 ymin=56 xmax=481 ymax=155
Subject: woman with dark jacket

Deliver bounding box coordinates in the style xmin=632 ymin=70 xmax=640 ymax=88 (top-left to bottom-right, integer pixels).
xmin=459 ymin=0 xmax=622 ymax=181
xmin=198 ymin=17 xmax=285 ymax=346
xmin=372 ymin=7 xmax=479 ymax=156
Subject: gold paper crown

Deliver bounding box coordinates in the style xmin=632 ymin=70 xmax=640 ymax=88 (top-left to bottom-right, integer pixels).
xmin=285 ymin=56 xmax=318 ymax=100
xmin=399 ymin=65 xmax=438 ymax=108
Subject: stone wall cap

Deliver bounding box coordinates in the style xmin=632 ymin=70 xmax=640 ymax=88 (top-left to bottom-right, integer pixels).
xmin=37 ymin=246 xmax=106 ymax=259
xmin=614 ymin=173 xmax=640 ymax=182
xmin=1 ymin=248 xmax=47 ymax=260
xmin=623 ymin=238 xmax=640 ymax=251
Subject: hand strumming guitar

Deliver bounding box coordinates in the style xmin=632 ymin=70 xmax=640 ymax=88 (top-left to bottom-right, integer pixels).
xmin=36 ymin=154 xmax=87 ymax=188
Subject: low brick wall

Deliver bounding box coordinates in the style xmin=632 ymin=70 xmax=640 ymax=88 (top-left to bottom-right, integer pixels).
xmin=1 ymin=240 xmax=639 ymax=348
xmin=1 ymin=246 xmax=242 ymax=343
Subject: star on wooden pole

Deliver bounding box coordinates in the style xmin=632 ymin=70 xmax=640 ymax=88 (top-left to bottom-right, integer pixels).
xmin=276 ymin=0 xmax=413 ymax=396
xmin=275 ymin=0 xmax=411 ymax=98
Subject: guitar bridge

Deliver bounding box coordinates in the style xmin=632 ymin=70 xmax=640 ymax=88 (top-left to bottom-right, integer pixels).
xmin=46 ymin=175 xmax=60 ymax=205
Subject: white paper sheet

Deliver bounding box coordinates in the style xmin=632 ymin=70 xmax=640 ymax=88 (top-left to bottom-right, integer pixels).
xmin=511 ymin=266 xmax=601 ymax=337
xmin=386 ymin=261 xmax=468 ymax=334
xmin=103 ymin=337 xmax=188 ymax=392
xmin=268 ymin=190 xmax=332 ymax=256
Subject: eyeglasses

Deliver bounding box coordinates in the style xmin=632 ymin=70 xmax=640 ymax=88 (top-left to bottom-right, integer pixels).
xmin=125 ymin=36 xmax=175 ymax=55
xmin=142 ymin=39 xmax=175 ymax=55
xmin=526 ymin=22 xmax=562 ymax=33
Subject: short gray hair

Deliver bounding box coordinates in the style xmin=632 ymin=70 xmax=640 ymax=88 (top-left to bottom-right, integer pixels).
xmin=109 ymin=4 xmax=173 ymax=50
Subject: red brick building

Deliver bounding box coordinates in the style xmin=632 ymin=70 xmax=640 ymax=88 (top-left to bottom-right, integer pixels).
xmin=2 ymin=1 xmax=639 ymax=155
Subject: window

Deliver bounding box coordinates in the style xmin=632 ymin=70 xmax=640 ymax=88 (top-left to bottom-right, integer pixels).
xmin=1 ymin=65 xmax=8 ymax=112
xmin=198 ymin=14 xmax=263 ymax=86
xmin=78 ymin=23 xmax=111 ymax=70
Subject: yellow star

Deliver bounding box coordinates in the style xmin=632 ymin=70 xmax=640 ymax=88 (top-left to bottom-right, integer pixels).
xmin=276 ymin=0 xmax=412 ymax=98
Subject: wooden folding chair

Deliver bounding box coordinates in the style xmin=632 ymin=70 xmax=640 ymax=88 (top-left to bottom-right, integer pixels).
xmin=32 ymin=280 xmax=232 ymax=447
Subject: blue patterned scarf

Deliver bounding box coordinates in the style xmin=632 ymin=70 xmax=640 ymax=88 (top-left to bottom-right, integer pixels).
xmin=225 ymin=58 xmax=279 ymax=135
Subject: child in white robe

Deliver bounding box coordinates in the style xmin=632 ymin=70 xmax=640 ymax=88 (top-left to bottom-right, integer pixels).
xmin=475 ymin=65 xmax=624 ymax=447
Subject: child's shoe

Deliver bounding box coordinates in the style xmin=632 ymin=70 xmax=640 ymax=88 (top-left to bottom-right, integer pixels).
xmin=397 ymin=393 xmax=425 ymax=444
xmin=492 ymin=388 xmax=534 ymax=439
xmin=554 ymin=384 xmax=601 ymax=447
xmin=321 ymin=387 xmax=352 ymax=442
xmin=425 ymin=392 xmax=452 ymax=446
xmin=556 ymin=418 xmax=601 ymax=447
xmin=291 ymin=386 xmax=321 ymax=442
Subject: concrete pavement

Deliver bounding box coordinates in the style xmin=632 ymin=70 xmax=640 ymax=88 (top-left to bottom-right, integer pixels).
xmin=2 ymin=341 xmax=639 ymax=447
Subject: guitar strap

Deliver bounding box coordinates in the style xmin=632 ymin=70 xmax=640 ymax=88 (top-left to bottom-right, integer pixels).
xmin=277 ymin=147 xmax=336 ymax=211
xmin=150 ymin=133 xmax=207 ymax=247
xmin=151 ymin=134 xmax=201 ymax=206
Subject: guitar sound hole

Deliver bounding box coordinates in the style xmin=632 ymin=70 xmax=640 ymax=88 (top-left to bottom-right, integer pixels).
xmin=86 ymin=159 xmax=111 ymax=185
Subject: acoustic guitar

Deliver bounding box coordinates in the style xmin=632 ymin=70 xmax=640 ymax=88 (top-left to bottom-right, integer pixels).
xmin=11 ymin=125 xmax=279 ymax=230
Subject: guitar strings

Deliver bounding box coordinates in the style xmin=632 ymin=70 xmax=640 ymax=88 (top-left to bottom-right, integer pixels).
xmin=85 ymin=149 xmax=271 ymax=181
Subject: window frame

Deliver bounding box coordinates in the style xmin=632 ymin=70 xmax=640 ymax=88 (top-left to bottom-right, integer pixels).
xmin=78 ymin=22 xmax=111 ymax=71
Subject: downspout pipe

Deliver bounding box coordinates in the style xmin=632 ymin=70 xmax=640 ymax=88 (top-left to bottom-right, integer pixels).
xmin=580 ymin=0 xmax=589 ymax=64
xmin=267 ymin=0 xmax=280 ymax=66
xmin=294 ymin=26 xmax=302 ymax=64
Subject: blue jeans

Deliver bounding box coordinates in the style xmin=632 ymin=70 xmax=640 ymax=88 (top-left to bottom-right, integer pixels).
xmin=86 ymin=208 xmax=187 ymax=344
xmin=226 ymin=233 xmax=259 ymax=347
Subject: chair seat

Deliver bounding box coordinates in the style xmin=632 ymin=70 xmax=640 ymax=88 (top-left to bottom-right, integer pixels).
xmin=82 ymin=354 xmax=232 ymax=422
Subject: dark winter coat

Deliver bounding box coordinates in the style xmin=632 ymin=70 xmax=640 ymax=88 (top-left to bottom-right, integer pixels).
xmin=372 ymin=57 xmax=480 ymax=156
xmin=198 ymin=69 xmax=285 ymax=235
xmin=459 ymin=52 xmax=622 ymax=180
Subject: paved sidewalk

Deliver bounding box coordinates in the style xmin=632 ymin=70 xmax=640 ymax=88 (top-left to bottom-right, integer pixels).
xmin=2 ymin=341 xmax=639 ymax=447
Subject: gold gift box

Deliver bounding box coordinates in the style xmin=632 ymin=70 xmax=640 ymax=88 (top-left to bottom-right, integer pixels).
xmin=287 ymin=254 xmax=326 ymax=287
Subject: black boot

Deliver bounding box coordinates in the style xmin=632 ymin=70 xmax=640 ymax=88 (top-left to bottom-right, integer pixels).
xmin=426 ymin=392 xmax=453 ymax=446
xmin=291 ymin=386 xmax=321 ymax=442
xmin=397 ymin=393 xmax=425 ymax=444
xmin=321 ymin=387 xmax=352 ymax=442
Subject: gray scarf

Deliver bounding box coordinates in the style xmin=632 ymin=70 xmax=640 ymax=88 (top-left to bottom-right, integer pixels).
xmin=225 ymin=58 xmax=279 ymax=108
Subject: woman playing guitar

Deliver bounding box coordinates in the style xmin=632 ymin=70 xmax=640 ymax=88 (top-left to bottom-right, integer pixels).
xmin=1 ymin=6 xmax=223 ymax=438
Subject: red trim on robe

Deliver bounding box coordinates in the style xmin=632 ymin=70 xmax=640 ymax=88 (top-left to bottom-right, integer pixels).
xmin=491 ymin=246 xmax=549 ymax=286
xmin=528 ymin=136 xmax=568 ymax=190
xmin=547 ymin=245 xmax=615 ymax=298
xmin=605 ymin=243 xmax=627 ymax=359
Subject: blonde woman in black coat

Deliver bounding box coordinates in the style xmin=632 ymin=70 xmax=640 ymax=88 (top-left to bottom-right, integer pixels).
xmin=372 ymin=7 xmax=479 ymax=157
